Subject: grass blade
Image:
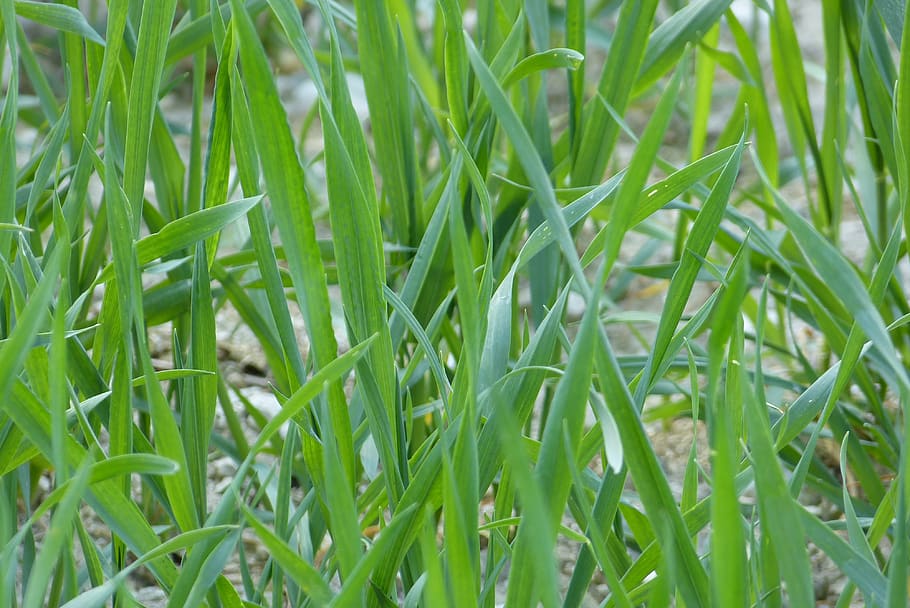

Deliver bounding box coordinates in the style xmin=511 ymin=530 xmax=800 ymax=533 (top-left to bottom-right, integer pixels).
xmin=230 ymin=0 xmax=356 ymax=482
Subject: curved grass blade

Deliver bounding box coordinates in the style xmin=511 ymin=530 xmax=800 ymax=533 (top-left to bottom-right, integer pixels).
xmin=572 ymin=0 xmax=658 ymax=185
xmin=8 ymin=380 xmax=179 ymax=587
xmin=634 ymin=131 xmax=744 ymax=399
xmin=383 ymin=285 xmax=451 ymax=400
xmin=744 ymin=384 xmax=814 ymax=606
xmin=502 ymin=48 xmax=583 ymax=89
xmin=230 ymin=0 xmax=356 ymax=482
xmin=22 ymin=457 xmax=91 ymax=608
xmin=95 ymin=196 xmax=261 ymax=283
xmin=0 ymin=245 xmax=61 ymax=399
xmin=752 ymin=148 xmax=910 ymax=392
xmin=798 ymin=505 xmax=888 ymax=605
xmin=59 ymin=526 xmax=236 ymax=608
xmin=635 ymin=0 xmax=732 ymax=94
xmin=505 ymin=281 xmax=601 ymax=606
xmin=14 ymin=0 xmax=104 ymax=45
xmin=464 ymin=34 xmax=585 ymax=284
xmin=238 ymin=502 xmax=334 ymax=604
xmin=321 ymin=36 xmax=400 ymax=492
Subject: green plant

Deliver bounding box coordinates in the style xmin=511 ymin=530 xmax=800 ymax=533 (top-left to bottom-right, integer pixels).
xmin=3 ymin=0 xmax=910 ymax=606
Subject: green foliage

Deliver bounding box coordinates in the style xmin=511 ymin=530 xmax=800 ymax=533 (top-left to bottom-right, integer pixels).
xmin=3 ymin=1 xmax=910 ymax=606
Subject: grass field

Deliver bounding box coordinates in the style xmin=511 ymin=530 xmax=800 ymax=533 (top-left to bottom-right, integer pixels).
xmin=4 ymin=1 xmax=910 ymax=606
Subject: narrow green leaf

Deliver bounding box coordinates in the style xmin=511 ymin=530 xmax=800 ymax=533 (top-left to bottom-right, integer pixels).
xmin=330 ymin=504 xmax=419 ymax=608
xmin=238 ymin=502 xmax=334 ymax=604
xmin=352 ymin=0 xmax=421 ymax=245
xmin=744 ymin=386 xmax=814 ymax=606
xmin=8 ymin=380 xmax=179 ymax=587
xmin=753 ymin=149 xmax=910 ymax=392
xmin=636 ymin=0 xmax=732 ymax=94
xmin=59 ymin=527 xmax=235 ymax=608
xmin=798 ymin=505 xmax=888 ymax=604
xmin=506 ymin=264 xmax=603 ymax=606
xmin=0 ymin=246 xmax=61 ymax=400
xmin=23 ymin=458 xmax=92 ymax=608
xmin=502 ymin=48 xmax=583 ymax=89
xmin=137 ymin=343 xmax=199 ymax=532
xmin=635 ymin=132 xmax=744 ymax=398
xmin=572 ymin=0 xmax=658 ymax=185
xmin=14 ymin=0 xmax=104 ymax=45
xmin=707 ymin=244 xmax=750 ymax=608
xmin=122 ymin=0 xmax=178 ymax=233
xmin=185 ymin=241 xmax=217 ymax=523
xmin=465 ymin=34 xmax=585 ymax=284
xmin=231 ymin=0 xmax=356 ymax=482
xmin=896 ymin=0 xmax=910 ymax=245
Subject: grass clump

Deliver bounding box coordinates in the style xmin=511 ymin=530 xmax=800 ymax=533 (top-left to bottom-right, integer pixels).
xmin=3 ymin=1 xmax=910 ymax=606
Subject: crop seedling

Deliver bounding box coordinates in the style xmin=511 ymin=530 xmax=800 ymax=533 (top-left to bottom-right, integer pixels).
xmin=3 ymin=1 xmax=910 ymax=606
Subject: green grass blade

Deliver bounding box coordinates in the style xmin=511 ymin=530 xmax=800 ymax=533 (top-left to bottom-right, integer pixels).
xmin=15 ymin=20 xmax=57 ymax=122
xmin=689 ymin=24 xmax=719 ymax=165
xmin=476 ymin=286 xmax=569 ymax=491
xmin=238 ymin=501 xmax=334 ymax=604
xmin=387 ymin=174 xmax=450 ymax=350
xmin=266 ymin=0 xmax=326 ymax=97
xmin=230 ymin=0 xmax=356 ymax=482
xmin=352 ymin=0 xmax=421 ymax=245
xmin=0 ymin=246 xmax=61 ymax=399
xmin=572 ymin=0 xmax=658 ymax=185
xmin=600 ymin=64 xmax=682 ymax=278
xmin=506 ymin=288 xmax=600 ymax=606
xmin=321 ymin=33 xmax=399 ymax=475
xmin=635 ymin=0 xmax=731 ymax=95
xmin=502 ymin=48 xmax=583 ymax=89
xmin=441 ymin=414 xmax=480 ymax=607
xmin=897 ymin=0 xmax=910 ymax=245
xmin=185 ymin=242 xmax=217 ymax=523
xmin=93 ymin=195 xmax=261 ymax=285
xmin=707 ymin=244 xmax=750 ymax=608
xmin=725 ymin=10 xmax=778 ymax=188
xmin=594 ymin=342 xmax=710 ymax=605
xmin=137 ymin=344 xmax=200 ymax=532
xmin=24 ymin=105 xmax=69 ymax=226
xmin=330 ymin=504 xmax=419 ymax=608
xmin=59 ymin=527 xmax=235 ymax=608
xmin=0 ymin=0 xmax=18 ymax=257
xmin=320 ymin=408 xmax=364 ymax=583
xmin=202 ymin=26 xmax=235 ymax=265
xmin=383 ymin=285 xmax=451 ymax=400
xmin=438 ymin=0 xmax=469 ymax=136
xmin=228 ymin=55 xmax=306 ymax=388
xmin=122 ymin=0 xmax=178 ymax=233
xmin=768 ymin=0 xmax=829 ymax=229
xmin=635 ymin=131 xmax=744 ymax=399
xmin=22 ymin=457 xmax=91 ymax=608
xmin=494 ymin=407 xmax=560 ymax=607
xmin=8 ymin=380 xmax=179 ymax=587
xmin=744 ymin=384 xmax=814 ymax=605
xmin=798 ymin=504 xmax=888 ymax=604
xmin=14 ymin=0 xmax=104 ymax=45
xmin=465 ymin=34 xmax=586 ymax=284
xmin=565 ymin=0 xmax=585 ymax=154
xmin=752 ymin=149 xmax=910 ymax=392
xmin=248 ymin=334 xmax=377 ymax=458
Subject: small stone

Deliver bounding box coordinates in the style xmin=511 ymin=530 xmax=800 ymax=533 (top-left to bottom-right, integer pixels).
xmin=133 ymin=587 xmax=167 ymax=608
